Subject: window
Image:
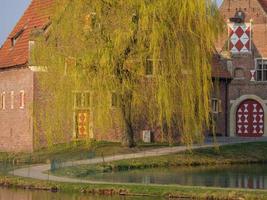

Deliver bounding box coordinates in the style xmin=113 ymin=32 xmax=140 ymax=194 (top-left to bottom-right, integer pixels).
xmin=64 ymin=57 xmax=76 ymax=75
xmin=256 ymin=59 xmax=267 ymax=81
xmin=111 ymin=92 xmax=119 ymax=107
xmin=74 ymin=92 xmax=90 ymax=108
xmin=145 ymin=59 xmax=153 ymax=76
xmin=212 ymin=98 xmax=222 ymax=114
xmin=75 ymin=92 xmax=82 ymax=108
xmin=11 ymin=38 xmax=17 ymax=47
xmin=10 ymin=91 xmax=14 ymax=109
xmin=11 ymin=29 xmax=24 ymax=47
xmin=83 ymin=92 xmax=91 ymax=108
xmin=1 ymin=92 xmax=6 ymax=110
xmin=19 ymin=90 xmax=25 ymax=109
xmin=84 ymin=12 xmax=97 ymax=32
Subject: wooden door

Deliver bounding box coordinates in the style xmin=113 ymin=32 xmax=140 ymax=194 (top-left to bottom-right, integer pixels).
xmin=236 ymin=99 xmax=264 ymax=137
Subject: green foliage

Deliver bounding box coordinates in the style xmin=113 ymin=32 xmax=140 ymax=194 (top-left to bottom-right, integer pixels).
xmin=32 ymin=0 xmax=223 ymax=147
xmin=0 ymin=141 xmax=169 ymax=168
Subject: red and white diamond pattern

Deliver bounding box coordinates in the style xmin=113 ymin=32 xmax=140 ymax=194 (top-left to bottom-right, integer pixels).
xmin=77 ymin=111 xmax=89 ymax=137
xmin=229 ymin=23 xmax=251 ymax=53
xmin=236 ymin=100 xmax=264 ymax=137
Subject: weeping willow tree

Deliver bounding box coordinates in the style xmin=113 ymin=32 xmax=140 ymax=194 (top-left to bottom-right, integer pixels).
xmin=31 ymin=0 xmax=223 ymax=148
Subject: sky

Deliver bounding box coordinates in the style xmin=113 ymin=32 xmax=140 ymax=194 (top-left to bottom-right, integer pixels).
xmin=0 ymin=0 xmax=224 ymax=46
xmin=0 ymin=0 xmax=31 ymax=46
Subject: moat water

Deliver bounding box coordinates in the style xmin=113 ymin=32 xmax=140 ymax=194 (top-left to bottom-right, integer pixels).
xmin=85 ymin=164 xmax=267 ymax=189
xmin=1 ymin=164 xmax=267 ymax=199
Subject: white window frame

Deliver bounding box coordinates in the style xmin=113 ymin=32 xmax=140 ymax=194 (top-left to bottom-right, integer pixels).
xmin=19 ymin=90 xmax=25 ymax=109
xmin=212 ymin=98 xmax=222 ymax=114
xmin=255 ymin=58 xmax=267 ymax=82
xmin=73 ymin=91 xmax=91 ymax=109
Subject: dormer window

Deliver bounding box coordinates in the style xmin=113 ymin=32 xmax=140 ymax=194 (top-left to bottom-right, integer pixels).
xmin=11 ymin=29 xmax=24 ymax=47
xmin=230 ymin=10 xmax=245 ymax=23
xmin=11 ymin=38 xmax=17 ymax=47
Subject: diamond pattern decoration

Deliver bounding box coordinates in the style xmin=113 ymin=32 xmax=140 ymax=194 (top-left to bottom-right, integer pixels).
xmin=236 ymin=99 xmax=264 ymax=137
xmin=250 ymin=70 xmax=256 ymax=81
xmin=77 ymin=111 xmax=89 ymax=137
xmin=229 ymin=23 xmax=251 ymax=53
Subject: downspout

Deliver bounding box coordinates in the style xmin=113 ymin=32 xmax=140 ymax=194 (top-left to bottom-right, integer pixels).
xmin=225 ymin=79 xmax=229 ymax=137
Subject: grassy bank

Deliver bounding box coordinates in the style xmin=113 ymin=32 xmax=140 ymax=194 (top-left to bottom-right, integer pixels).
xmin=0 ymin=141 xmax=169 ymax=167
xmin=1 ymin=175 xmax=267 ymax=200
xmin=2 ymin=142 xmax=267 ymax=199
xmin=52 ymin=142 xmax=267 ymax=178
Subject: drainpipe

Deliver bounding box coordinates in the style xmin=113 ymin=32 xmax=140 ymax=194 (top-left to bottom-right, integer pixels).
xmin=225 ymin=79 xmax=229 ymax=137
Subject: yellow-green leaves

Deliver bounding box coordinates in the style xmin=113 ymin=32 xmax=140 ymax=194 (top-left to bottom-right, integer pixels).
xmin=32 ymin=0 xmax=222 ymax=148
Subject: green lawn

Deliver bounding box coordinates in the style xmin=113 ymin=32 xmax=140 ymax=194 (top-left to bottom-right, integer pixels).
xmin=52 ymin=142 xmax=267 ymax=178
xmin=0 ymin=141 xmax=170 ymax=174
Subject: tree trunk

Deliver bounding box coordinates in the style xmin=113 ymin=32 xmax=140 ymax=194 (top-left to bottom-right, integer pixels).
xmin=161 ymin=116 xmax=175 ymax=145
xmin=121 ymin=90 xmax=135 ymax=148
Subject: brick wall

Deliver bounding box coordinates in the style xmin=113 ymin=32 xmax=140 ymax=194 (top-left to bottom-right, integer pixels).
xmin=219 ymin=0 xmax=267 ymax=136
xmin=220 ymin=0 xmax=267 ymax=24
xmin=219 ymin=0 xmax=267 ymax=102
xmin=211 ymin=79 xmax=230 ymax=136
xmin=0 ymin=67 xmax=34 ymax=152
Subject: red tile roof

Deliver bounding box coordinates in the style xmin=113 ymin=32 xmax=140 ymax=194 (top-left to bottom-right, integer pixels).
xmin=0 ymin=0 xmax=53 ymax=69
xmin=258 ymin=0 xmax=267 ymax=12
xmin=212 ymin=56 xmax=232 ymax=79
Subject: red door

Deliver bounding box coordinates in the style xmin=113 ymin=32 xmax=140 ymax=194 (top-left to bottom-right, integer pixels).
xmin=76 ymin=110 xmax=89 ymax=138
xmin=236 ymin=99 xmax=264 ymax=137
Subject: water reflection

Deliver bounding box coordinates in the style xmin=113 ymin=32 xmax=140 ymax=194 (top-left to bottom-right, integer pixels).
xmin=0 ymin=188 xmax=159 ymax=200
xmin=87 ymin=164 xmax=267 ymax=189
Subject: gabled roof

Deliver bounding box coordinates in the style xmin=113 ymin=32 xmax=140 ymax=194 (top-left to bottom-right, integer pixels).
xmin=258 ymin=0 xmax=267 ymax=13
xmin=0 ymin=0 xmax=53 ymax=69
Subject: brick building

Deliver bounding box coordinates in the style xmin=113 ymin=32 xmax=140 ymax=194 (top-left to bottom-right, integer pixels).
xmin=0 ymin=0 xmax=53 ymax=152
xmin=211 ymin=56 xmax=232 ymax=137
xmin=2 ymin=0 xmax=265 ymax=152
xmin=216 ymin=0 xmax=267 ymax=137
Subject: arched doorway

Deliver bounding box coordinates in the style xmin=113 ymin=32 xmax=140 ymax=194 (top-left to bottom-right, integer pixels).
xmin=236 ymin=99 xmax=264 ymax=137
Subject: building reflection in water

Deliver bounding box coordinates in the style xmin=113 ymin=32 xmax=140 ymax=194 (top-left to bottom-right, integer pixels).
xmin=87 ymin=164 xmax=267 ymax=189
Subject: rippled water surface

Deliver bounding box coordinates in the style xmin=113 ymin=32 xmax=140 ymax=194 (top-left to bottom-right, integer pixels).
xmin=86 ymin=164 xmax=267 ymax=189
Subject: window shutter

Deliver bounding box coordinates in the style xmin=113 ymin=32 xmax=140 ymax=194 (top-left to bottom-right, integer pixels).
xmin=218 ymin=99 xmax=222 ymax=113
